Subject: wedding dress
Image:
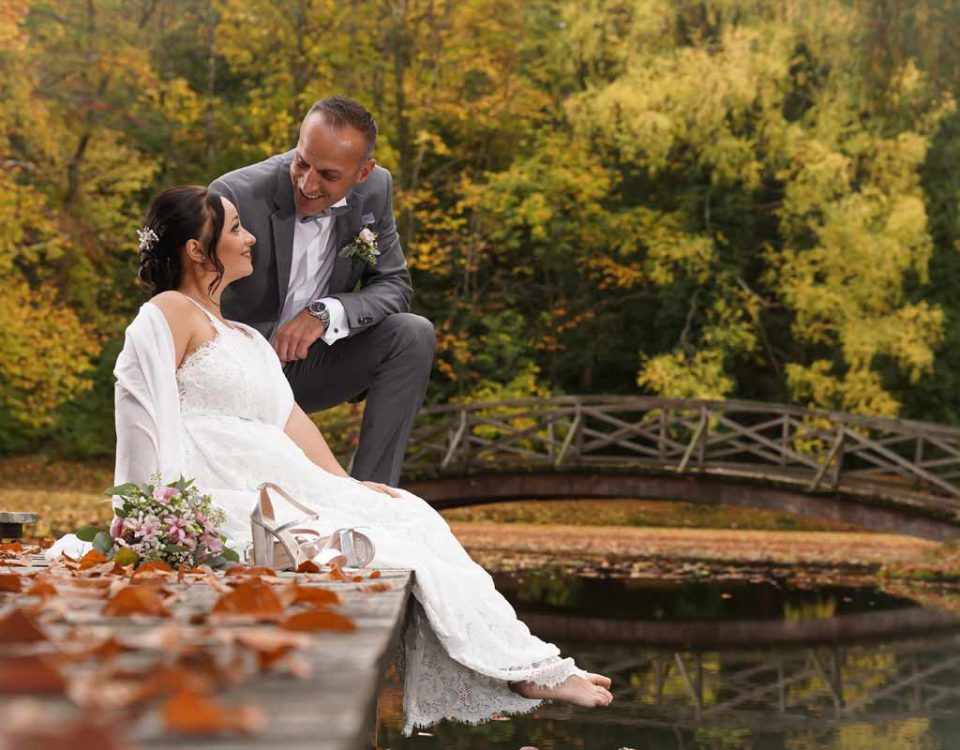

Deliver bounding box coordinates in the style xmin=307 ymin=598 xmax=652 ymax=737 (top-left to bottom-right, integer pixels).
xmin=82 ymin=299 xmax=582 ymax=733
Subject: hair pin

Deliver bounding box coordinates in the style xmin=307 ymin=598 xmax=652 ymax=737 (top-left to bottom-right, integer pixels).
xmin=137 ymin=226 xmax=160 ymax=253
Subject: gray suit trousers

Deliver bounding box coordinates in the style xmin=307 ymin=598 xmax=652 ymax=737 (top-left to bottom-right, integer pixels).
xmin=283 ymin=313 xmax=436 ymax=486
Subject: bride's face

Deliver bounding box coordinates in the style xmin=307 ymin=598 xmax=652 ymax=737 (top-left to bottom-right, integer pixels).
xmin=216 ymin=198 xmax=256 ymax=281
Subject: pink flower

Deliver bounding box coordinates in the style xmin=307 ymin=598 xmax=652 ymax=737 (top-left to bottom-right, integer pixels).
xmin=165 ymin=514 xmax=191 ymax=545
xmin=110 ymin=515 xmax=124 ymax=539
xmin=138 ymin=515 xmax=161 ymax=539
xmin=153 ymin=486 xmax=179 ymax=504
xmin=200 ymin=533 xmax=222 ymax=553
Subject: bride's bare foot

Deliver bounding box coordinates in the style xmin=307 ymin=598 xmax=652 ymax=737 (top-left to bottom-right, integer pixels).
xmin=585 ymin=672 xmax=612 ymax=688
xmin=510 ymin=674 xmax=613 ymax=708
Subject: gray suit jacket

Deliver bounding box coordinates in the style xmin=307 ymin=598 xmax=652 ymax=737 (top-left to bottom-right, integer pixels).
xmin=210 ymin=152 xmax=413 ymax=341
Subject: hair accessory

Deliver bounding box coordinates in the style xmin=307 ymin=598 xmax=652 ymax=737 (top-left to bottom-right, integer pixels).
xmin=137 ymin=226 xmax=160 ymax=253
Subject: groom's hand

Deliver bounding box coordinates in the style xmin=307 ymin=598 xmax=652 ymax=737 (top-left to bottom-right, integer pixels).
xmin=273 ymin=309 xmax=325 ymax=363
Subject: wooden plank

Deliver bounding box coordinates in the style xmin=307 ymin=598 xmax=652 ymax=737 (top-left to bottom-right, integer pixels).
xmin=1 ymin=560 xmax=413 ymax=750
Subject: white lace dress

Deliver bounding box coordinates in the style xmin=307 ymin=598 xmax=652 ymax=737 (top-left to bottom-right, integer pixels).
xmin=176 ymin=304 xmax=581 ymax=733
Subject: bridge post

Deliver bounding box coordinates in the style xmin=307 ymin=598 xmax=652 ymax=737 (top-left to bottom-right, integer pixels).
xmin=780 ymin=415 xmax=790 ymax=466
xmin=914 ymin=436 xmax=924 ymax=492
xmin=658 ymin=408 xmax=667 ymax=460
xmin=809 ymin=423 xmax=845 ymax=492
xmin=698 ymin=404 xmax=707 ymax=469
xmin=441 ymin=409 xmax=468 ymax=471
xmin=679 ymin=407 xmax=708 ymax=473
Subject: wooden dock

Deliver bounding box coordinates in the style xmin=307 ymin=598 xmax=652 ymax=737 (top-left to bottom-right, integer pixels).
xmin=0 ymin=551 xmax=413 ymax=750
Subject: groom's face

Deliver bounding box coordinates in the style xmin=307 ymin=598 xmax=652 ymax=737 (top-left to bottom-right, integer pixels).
xmin=290 ymin=114 xmax=374 ymax=216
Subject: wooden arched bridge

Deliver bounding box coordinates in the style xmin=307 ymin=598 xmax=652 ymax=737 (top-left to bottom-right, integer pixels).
xmin=325 ymin=396 xmax=960 ymax=540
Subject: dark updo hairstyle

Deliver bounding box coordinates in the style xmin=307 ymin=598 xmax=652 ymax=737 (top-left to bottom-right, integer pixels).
xmin=137 ymin=185 xmax=226 ymax=297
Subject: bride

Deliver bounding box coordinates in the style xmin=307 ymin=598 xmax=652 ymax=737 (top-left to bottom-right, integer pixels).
xmin=83 ymin=184 xmax=612 ymax=733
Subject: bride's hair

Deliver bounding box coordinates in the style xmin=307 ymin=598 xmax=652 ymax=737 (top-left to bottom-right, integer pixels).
xmin=138 ymin=185 xmax=226 ymax=296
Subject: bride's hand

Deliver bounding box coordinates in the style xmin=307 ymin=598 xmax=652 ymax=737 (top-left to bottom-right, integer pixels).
xmin=360 ymin=480 xmax=401 ymax=499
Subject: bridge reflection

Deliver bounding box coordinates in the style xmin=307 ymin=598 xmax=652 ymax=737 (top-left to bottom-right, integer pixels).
xmin=538 ymin=632 xmax=960 ymax=735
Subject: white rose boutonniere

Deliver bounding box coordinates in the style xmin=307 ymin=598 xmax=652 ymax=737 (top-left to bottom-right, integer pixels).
xmin=340 ymin=226 xmax=381 ymax=266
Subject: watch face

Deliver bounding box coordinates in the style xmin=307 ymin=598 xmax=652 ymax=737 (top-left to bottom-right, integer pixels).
xmin=309 ymin=301 xmax=326 ymax=314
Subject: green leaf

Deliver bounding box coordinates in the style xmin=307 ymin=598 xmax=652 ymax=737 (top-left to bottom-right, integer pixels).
xmin=221 ymin=547 xmax=240 ymax=563
xmin=164 ymin=544 xmax=185 ymax=553
xmin=113 ymin=506 xmax=127 ymax=518
xmin=92 ymin=531 xmax=114 ymax=555
xmin=114 ymin=548 xmax=139 ymax=566
xmin=207 ymin=555 xmax=228 ymax=570
xmin=75 ymin=526 xmax=105 ymax=542
xmin=105 ymin=483 xmax=139 ymax=497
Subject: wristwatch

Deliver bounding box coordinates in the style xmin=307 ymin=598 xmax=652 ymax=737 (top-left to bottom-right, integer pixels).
xmin=307 ymin=300 xmax=330 ymax=328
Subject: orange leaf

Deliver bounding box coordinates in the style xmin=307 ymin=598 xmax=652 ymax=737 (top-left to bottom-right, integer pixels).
xmin=129 ymin=665 xmax=212 ymax=706
xmin=289 ymin=585 xmax=340 ymax=607
xmin=78 ymin=550 xmax=108 ymax=569
xmin=0 ymin=574 xmax=22 ymax=592
xmin=225 ymin=565 xmax=275 ymax=578
xmin=85 ymin=636 xmax=127 ymax=662
xmin=370 ymin=570 xmax=382 ymax=579
xmin=162 ymin=687 xmax=265 ymax=736
xmin=362 ymin=582 xmax=392 ymax=593
xmin=177 ymin=565 xmax=206 ymax=583
xmin=296 ymin=559 xmax=321 ymax=573
xmin=211 ymin=580 xmax=284 ymax=619
xmin=0 ymin=609 xmax=47 ymax=644
xmin=137 ymin=560 xmax=174 ymax=573
xmin=234 ymin=628 xmax=310 ymax=651
xmin=280 ymin=609 xmax=356 ymax=633
xmin=102 ymin=585 xmax=171 ymax=618
xmin=235 ymin=628 xmax=310 ymax=671
xmin=0 ymin=655 xmax=66 ymax=694
xmin=61 ymin=577 xmax=113 ymax=592
xmin=25 ymin=580 xmax=57 ymax=599
xmin=0 ymin=542 xmax=23 ymax=553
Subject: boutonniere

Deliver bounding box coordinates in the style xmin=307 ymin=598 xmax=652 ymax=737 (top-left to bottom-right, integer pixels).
xmin=340 ymin=227 xmax=380 ymax=266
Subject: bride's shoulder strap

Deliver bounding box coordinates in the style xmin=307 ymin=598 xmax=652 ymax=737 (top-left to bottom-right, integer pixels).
xmin=177 ymin=294 xmax=219 ymax=322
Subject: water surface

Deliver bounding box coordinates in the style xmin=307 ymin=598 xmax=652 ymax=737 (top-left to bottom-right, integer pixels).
xmin=376 ymin=569 xmax=960 ymax=749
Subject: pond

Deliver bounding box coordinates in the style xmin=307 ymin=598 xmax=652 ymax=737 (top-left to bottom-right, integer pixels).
xmin=376 ymin=569 xmax=960 ymax=749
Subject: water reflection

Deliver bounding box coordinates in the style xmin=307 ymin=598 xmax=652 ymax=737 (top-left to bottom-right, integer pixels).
xmin=376 ymin=570 xmax=960 ymax=749
xmin=493 ymin=568 xmax=917 ymax=623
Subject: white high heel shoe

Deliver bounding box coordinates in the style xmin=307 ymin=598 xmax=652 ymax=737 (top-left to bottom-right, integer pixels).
xmin=249 ymin=483 xmax=377 ymax=570
xmin=250 ymin=482 xmax=348 ymax=570
xmin=319 ymin=527 xmax=376 ymax=568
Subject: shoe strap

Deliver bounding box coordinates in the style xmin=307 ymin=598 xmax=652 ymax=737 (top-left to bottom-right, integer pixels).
xmin=258 ymin=482 xmax=319 ymax=520
xmin=273 ymin=515 xmax=321 ymax=536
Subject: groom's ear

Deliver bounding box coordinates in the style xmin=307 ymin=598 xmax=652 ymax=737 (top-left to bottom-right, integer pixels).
xmin=355 ymin=159 xmax=376 ymax=185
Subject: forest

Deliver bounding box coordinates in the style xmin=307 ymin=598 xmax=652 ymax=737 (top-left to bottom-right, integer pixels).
xmin=3 ymin=0 xmax=960 ymax=456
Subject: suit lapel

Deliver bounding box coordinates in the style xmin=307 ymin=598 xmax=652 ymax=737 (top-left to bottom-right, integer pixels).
xmin=327 ymin=193 xmax=362 ymax=294
xmin=270 ymin=164 xmax=296 ymax=306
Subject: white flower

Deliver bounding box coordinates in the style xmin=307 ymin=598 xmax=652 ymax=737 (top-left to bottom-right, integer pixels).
xmin=358 ymin=227 xmax=376 ymax=244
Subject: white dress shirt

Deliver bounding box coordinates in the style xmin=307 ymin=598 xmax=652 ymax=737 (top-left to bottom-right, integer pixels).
xmin=275 ymin=197 xmax=350 ymax=345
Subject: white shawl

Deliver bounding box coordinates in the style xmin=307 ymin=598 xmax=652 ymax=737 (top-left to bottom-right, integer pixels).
xmin=49 ymin=303 xmax=255 ymax=559
xmin=113 ymin=303 xmax=186 ymax=486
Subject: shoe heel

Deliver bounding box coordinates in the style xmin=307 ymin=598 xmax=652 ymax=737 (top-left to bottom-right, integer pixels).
xmin=250 ymin=507 xmax=273 ymax=568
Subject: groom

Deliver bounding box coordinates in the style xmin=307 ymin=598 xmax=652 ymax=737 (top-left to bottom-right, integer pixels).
xmin=210 ymin=96 xmax=435 ymax=486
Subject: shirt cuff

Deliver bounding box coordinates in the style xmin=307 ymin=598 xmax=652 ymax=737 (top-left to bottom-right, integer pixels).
xmin=319 ymin=297 xmax=349 ymax=344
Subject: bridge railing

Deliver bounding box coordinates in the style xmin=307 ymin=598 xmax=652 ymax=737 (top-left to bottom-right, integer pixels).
xmin=323 ymin=396 xmax=960 ymax=514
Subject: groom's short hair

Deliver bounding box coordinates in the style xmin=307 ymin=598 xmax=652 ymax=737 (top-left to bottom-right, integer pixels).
xmin=305 ymin=97 xmax=378 ymax=162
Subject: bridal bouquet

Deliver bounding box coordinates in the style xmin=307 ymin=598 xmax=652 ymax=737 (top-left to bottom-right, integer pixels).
xmin=76 ymin=475 xmax=239 ymax=569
